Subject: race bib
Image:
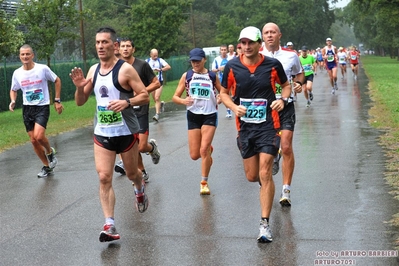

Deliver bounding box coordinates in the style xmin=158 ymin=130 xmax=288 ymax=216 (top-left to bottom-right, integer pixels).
xmin=97 ymin=106 xmax=123 ymax=127
xmin=339 ymin=57 xmax=346 ymax=62
xmin=327 ymin=55 xmax=335 ymax=62
xmin=303 ymin=64 xmax=312 ymax=72
xmin=190 ymin=82 xmax=211 ymax=100
xmin=240 ymin=98 xmax=267 ymax=124
xmin=351 ymin=55 xmax=357 ymax=60
xmin=25 ymin=88 xmax=44 ymax=104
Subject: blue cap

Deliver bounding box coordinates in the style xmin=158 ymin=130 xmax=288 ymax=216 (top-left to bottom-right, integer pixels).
xmin=189 ymin=48 xmax=205 ymax=61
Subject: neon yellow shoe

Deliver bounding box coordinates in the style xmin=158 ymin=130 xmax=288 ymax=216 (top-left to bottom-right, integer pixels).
xmin=200 ymin=181 xmax=210 ymax=195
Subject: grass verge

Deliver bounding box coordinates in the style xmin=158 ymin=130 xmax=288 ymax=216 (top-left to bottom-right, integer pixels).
xmin=361 ymin=55 xmax=399 ymax=246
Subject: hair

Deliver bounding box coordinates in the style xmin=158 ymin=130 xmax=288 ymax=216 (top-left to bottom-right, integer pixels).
xmin=20 ymin=44 xmax=34 ymax=53
xmin=96 ymin=27 xmax=117 ymax=42
xmin=119 ymin=37 xmax=135 ymax=47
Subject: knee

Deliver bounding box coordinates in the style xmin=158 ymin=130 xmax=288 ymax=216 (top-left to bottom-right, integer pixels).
xmin=246 ymin=174 xmax=259 ymax=183
xmin=199 ymin=147 xmax=209 ymax=159
xmin=98 ymin=172 xmax=112 ymax=185
xmin=138 ymin=143 xmax=146 ymax=153
xmin=280 ymin=141 xmax=293 ymax=155
xmin=190 ymin=151 xmax=200 ymax=161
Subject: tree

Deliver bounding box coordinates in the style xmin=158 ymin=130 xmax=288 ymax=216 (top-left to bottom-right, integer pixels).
xmin=215 ymin=15 xmax=241 ymax=46
xmin=344 ymin=0 xmax=399 ymax=57
xmin=17 ymin=0 xmax=80 ymax=67
xmin=0 ymin=0 xmax=24 ymax=58
xmin=82 ymin=0 xmax=134 ymax=59
xmin=128 ymin=0 xmax=192 ymax=58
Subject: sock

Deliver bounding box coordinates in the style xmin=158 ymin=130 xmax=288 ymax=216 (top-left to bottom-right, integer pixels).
xmin=105 ymin=217 xmax=115 ymax=225
xmin=135 ymin=187 xmax=144 ymax=194
xmin=283 ymin=184 xmax=291 ymax=191
xmin=201 ymin=177 xmax=208 ymax=184
xmin=261 ymin=217 xmax=269 ymax=223
xmin=142 ymin=169 xmax=147 ymax=175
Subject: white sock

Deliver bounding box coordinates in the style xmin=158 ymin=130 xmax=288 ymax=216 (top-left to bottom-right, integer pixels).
xmin=283 ymin=184 xmax=291 ymax=191
xmin=105 ymin=217 xmax=115 ymax=225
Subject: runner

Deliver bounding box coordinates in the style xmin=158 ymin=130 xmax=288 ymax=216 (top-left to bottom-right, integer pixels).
xmin=172 ymin=48 xmax=221 ymax=195
xmin=211 ymin=45 xmax=231 ymax=118
xmin=220 ymin=26 xmax=292 ymax=243
xmin=316 ymin=47 xmax=324 ymax=72
xmin=337 ymin=47 xmax=348 ymax=79
xmin=69 ymin=27 xmax=149 ymax=242
xmin=147 ymin=49 xmax=171 ymax=122
xmin=260 ymin=22 xmax=304 ymax=206
xmin=322 ymin=38 xmax=338 ymax=94
xmin=227 ymin=44 xmax=236 ymax=60
xmin=299 ymin=46 xmax=316 ymax=107
xmin=349 ymin=46 xmax=360 ymax=80
xmin=114 ymin=38 xmax=161 ymax=181
xmin=9 ymin=44 xmax=62 ymax=178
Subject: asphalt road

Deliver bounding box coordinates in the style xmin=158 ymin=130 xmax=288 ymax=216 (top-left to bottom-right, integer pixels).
xmin=0 ymin=65 xmax=398 ymax=266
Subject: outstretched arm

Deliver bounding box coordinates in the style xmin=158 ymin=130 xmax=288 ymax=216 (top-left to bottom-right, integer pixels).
xmin=70 ymin=66 xmax=94 ymax=106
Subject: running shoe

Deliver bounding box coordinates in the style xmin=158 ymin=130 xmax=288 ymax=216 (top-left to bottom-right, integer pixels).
xmin=279 ymin=188 xmax=291 ymax=207
xmin=142 ymin=170 xmax=149 ymax=183
xmin=226 ymin=108 xmax=232 ymax=118
xmin=200 ymin=181 xmax=210 ymax=195
xmin=334 ymin=82 xmax=338 ymax=90
xmin=306 ymin=100 xmax=311 ymax=108
xmin=47 ymin=147 xmax=58 ymax=169
xmin=149 ymin=139 xmax=160 ymax=164
xmin=331 ymin=88 xmax=335 ymax=95
xmin=257 ymin=220 xmax=273 ymax=243
xmin=309 ymin=91 xmax=314 ymax=101
xmin=99 ymin=224 xmax=120 ymax=242
xmin=153 ymin=113 xmax=159 ymax=122
xmin=354 ymin=75 xmax=357 ymax=80
xmin=135 ymin=182 xmax=149 ymax=213
xmin=114 ymin=160 xmax=126 ymax=175
xmin=160 ymin=101 xmax=165 ymax=113
xmin=272 ymin=150 xmax=281 ymax=176
xmin=37 ymin=166 xmax=54 ymax=178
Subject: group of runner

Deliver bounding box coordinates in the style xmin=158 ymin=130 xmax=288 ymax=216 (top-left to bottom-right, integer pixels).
xmin=285 ymin=39 xmax=361 ymax=96
xmin=8 ymin=24 xmax=362 ymax=245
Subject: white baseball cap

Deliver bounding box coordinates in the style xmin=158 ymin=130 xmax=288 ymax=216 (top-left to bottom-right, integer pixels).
xmin=238 ymin=26 xmax=262 ymax=42
xmin=326 ymin=37 xmax=332 ymax=41
xmin=286 ymin=42 xmax=293 ymax=46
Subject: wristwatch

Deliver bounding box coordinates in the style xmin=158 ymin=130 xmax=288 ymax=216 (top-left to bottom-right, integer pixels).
xmin=280 ymin=97 xmax=289 ymax=106
xmin=54 ymin=99 xmax=61 ymax=103
xmin=126 ymin=98 xmax=131 ymax=107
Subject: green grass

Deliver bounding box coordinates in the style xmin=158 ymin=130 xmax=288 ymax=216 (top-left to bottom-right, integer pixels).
xmin=361 ymin=56 xmax=399 ymax=240
xmin=0 ymin=79 xmax=179 ymax=152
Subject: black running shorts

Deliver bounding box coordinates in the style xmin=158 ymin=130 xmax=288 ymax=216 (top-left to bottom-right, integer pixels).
xmin=279 ymin=102 xmax=295 ymax=131
xmin=236 ymin=129 xmax=280 ymax=159
xmin=22 ymin=105 xmax=50 ymax=132
xmin=94 ymin=133 xmax=139 ymax=154
xmin=137 ymin=114 xmax=149 ymax=135
xmin=187 ymin=110 xmax=218 ymax=130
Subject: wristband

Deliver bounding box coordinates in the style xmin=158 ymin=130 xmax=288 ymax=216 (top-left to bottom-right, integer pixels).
xmin=11 ymin=100 xmax=16 ymax=103
xmin=54 ymin=99 xmax=61 ymax=103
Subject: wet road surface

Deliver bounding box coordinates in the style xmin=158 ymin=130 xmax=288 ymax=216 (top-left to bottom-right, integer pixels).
xmin=0 ymin=66 xmax=398 ymax=266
